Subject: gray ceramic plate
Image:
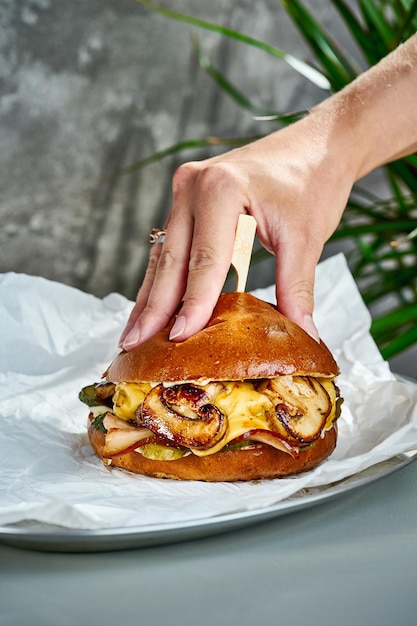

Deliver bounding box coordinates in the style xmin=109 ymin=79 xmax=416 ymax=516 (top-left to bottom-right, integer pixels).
xmin=1 ymin=448 xmax=416 ymax=553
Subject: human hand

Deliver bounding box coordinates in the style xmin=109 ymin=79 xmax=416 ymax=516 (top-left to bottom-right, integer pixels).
xmin=119 ymin=111 xmax=354 ymax=350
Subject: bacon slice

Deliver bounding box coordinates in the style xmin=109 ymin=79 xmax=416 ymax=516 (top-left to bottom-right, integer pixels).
xmin=235 ymin=429 xmax=300 ymax=458
xmin=101 ymin=413 xmax=154 ymax=458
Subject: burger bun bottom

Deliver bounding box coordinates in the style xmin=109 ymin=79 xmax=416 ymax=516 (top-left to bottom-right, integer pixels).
xmin=88 ymin=420 xmax=337 ymax=482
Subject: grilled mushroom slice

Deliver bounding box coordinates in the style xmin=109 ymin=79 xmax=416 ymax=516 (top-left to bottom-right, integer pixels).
xmin=260 ymin=376 xmax=332 ymax=443
xmin=141 ymin=383 xmax=226 ymax=449
xmin=95 ymin=382 xmax=116 ymax=404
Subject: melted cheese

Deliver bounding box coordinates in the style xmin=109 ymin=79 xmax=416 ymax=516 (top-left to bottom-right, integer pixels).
xmin=320 ymin=378 xmax=337 ymax=431
xmin=191 ymin=381 xmax=274 ymax=457
xmin=112 ymin=377 xmax=338 ymax=456
xmin=113 ymin=382 xmax=152 ymax=420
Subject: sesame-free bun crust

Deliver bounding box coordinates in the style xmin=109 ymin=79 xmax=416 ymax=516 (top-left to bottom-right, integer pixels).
xmin=107 ymin=292 xmax=339 ymax=383
xmin=88 ymin=418 xmax=337 ymax=482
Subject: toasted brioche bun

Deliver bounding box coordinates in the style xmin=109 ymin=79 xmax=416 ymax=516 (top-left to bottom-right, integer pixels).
xmin=106 ymin=292 xmax=339 ymax=383
xmin=89 ymin=292 xmax=340 ymax=481
xmin=88 ymin=417 xmax=338 ymax=482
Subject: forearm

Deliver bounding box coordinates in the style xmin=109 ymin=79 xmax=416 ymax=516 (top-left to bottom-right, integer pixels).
xmin=310 ymin=33 xmax=417 ymax=182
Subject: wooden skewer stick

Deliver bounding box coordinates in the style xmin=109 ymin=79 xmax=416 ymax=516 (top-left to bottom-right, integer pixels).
xmin=231 ymin=214 xmax=257 ymax=292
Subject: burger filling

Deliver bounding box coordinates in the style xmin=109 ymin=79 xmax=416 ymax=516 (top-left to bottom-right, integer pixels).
xmin=80 ymin=376 xmax=342 ymax=462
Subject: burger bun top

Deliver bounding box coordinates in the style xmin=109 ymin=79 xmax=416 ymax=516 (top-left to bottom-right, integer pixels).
xmin=107 ymin=292 xmax=339 ymax=383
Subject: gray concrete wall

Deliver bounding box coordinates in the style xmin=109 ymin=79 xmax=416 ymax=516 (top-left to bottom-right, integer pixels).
xmin=2 ymin=1 xmax=416 ymax=376
xmin=1 ymin=0 xmax=360 ymax=298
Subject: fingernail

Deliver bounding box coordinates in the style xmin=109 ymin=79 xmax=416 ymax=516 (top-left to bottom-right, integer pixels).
xmin=303 ymin=314 xmax=320 ymax=343
xmin=122 ymin=326 xmax=141 ymax=350
xmin=169 ymin=315 xmax=186 ymax=341
xmin=118 ymin=325 xmax=132 ymax=347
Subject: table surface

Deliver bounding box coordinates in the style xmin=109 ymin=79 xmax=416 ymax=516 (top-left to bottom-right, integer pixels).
xmin=1 ymin=454 xmax=417 ymax=626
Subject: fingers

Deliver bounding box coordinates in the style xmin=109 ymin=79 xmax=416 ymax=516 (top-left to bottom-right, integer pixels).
xmin=121 ymin=162 xmax=246 ymax=350
xmin=168 ymin=165 xmax=247 ymax=341
xmin=121 ymin=215 xmax=194 ymax=350
xmin=118 ymin=243 xmax=163 ymax=347
xmin=274 ymin=232 xmax=322 ymax=342
xmin=169 ymin=223 xmax=240 ymax=341
xmin=120 ymin=165 xmax=200 ymax=350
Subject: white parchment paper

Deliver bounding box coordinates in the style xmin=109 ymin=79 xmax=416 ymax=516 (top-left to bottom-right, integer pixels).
xmin=0 ymin=254 xmax=416 ymax=530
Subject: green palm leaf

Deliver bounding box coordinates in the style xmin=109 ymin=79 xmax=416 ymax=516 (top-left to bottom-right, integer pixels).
xmin=191 ymin=34 xmax=306 ymax=124
xmin=280 ymin=0 xmax=361 ymax=89
xmin=137 ymin=0 xmax=331 ymax=89
xmin=103 ymin=136 xmax=261 ymax=180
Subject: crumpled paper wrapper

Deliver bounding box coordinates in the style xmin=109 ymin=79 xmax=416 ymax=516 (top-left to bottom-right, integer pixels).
xmin=0 ymin=253 xmax=416 ymax=531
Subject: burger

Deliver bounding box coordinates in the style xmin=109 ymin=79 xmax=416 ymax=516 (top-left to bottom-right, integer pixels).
xmin=79 ymin=292 xmax=342 ymax=482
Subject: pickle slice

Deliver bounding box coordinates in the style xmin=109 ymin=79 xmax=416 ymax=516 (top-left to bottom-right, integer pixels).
xmin=138 ymin=443 xmax=187 ymax=461
xmin=79 ymin=384 xmax=103 ymax=407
